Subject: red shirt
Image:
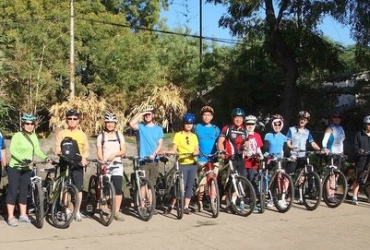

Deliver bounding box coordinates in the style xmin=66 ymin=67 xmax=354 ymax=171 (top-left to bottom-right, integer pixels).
xmin=245 ymin=132 xmax=263 ymax=169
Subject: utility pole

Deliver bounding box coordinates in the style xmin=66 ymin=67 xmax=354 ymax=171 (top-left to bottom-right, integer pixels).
xmin=199 ymin=0 xmax=203 ymax=65
xmin=69 ymin=0 xmax=75 ymax=98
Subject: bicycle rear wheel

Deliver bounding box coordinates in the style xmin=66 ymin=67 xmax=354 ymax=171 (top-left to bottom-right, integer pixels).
xmin=259 ymin=176 xmax=267 ymax=213
xmin=50 ymin=183 xmax=79 ymax=229
xmin=32 ymin=182 xmax=44 ymax=229
xmin=99 ymin=181 xmax=116 ymax=226
xmin=302 ymin=171 xmax=322 ymax=211
xmin=271 ymin=172 xmax=294 ymax=213
xmin=364 ymin=183 xmax=370 ymax=202
xmin=42 ymin=177 xmax=53 ymax=215
xmin=85 ymin=175 xmax=98 ymax=216
xmin=175 ymin=176 xmax=184 ymax=220
xmin=228 ymin=176 xmax=256 ymax=217
xmin=322 ymin=169 xmax=348 ymax=208
xmin=206 ymin=177 xmax=220 ymax=218
xmin=135 ymin=177 xmax=156 ymax=221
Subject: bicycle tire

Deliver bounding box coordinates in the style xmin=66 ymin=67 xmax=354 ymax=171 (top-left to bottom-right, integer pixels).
xmin=259 ymin=175 xmax=267 ymax=213
xmin=99 ymin=181 xmax=116 ymax=226
xmin=175 ymin=175 xmax=184 ymax=220
xmin=135 ymin=177 xmax=156 ymax=221
xmin=207 ymin=177 xmax=220 ymax=218
xmin=33 ymin=182 xmax=45 ymax=229
xmin=42 ymin=177 xmax=53 ymax=215
xmin=228 ymin=176 xmax=256 ymax=217
xmin=85 ymin=175 xmax=98 ymax=216
xmin=322 ymin=169 xmax=348 ymax=208
xmin=271 ymin=172 xmax=294 ymax=213
xmin=301 ymin=171 xmax=322 ymax=211
xmin=50 ymin=183 xmax=79 ymax=229
xmin=364 ymin=183 xmax=370 ymax=202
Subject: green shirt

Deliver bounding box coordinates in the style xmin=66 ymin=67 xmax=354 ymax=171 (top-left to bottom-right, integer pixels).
xmin=9 ymin=132 xmax=47 ymax=168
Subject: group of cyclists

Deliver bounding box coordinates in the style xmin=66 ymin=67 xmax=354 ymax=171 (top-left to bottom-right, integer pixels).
xmin=0 ymin=104 xmax=369 ymax=227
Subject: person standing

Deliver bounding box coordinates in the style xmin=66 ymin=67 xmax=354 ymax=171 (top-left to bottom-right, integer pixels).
xmin=55 ymin=109 xmax=89 ymax=221
xmin=6 ymin=114 xmax=51 ymax=227
xmin=350 ymin=115 xmax=370 ymax=205
xmin=193 ymin=106 xmax=220 ymax=212
xmin=97 ymin=113 xmax=126 ymax=221
xmin=0 ymin=129 xmax=7 ymax=185
xmin=129 ymin=105 xmax=164 ymax=188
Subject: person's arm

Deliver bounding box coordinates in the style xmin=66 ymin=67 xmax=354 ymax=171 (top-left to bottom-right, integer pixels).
xmin=9 ymin=133 xmax=28 ymax=163
xmin=129 ymin=111 xmax=150 ymax=130
xmin=81 ymin=132 xmax=90 ymax=166
xmin=96 ymin=134 xmax=104 ymax=161
xmin=322 ymin=126 xmax=333 ymax=152
xmin=55 ymin=130 xmax=63 ymax=155
xmin=310 ymin=141 xmax=321 ymax=151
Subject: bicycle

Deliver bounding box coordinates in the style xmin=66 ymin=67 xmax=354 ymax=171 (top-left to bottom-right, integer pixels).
xmin=254 ymin=157 xmax=269 ymax=213
xmin=217 ymin=151 xmax=256 ymax=217
xmin=318 ymin=152 xmax=348 ymax=208
xmin=290 ymin=151 xmax=322 ymax=211
xmin=41 ymin=156 xmax=80 ymax=229
xmin=85 ymin=159 xmax=118 ymax=226
xmin=345 ymin=151 xmax=370 ymax=202
xmin=122 ymin=155 xmax=156 ymax=221
xmin=192 ymin=152 xmax=220 ymax=218
xmin=263 ymin=154 xmax=294 ymax=213
xmin=156 ymin=153 xmax=185 ymax=219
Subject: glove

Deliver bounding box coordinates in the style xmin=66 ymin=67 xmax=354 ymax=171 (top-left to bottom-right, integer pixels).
xmin=357 ymin=148 xmax=365 ymax=155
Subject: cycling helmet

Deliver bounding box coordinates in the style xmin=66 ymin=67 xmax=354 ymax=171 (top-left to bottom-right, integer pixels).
xmin=182 ymin=113 xmax=196 ymax=124
xmin=142 ymin=105 xmax=155 ymax=113
xmin=271 ymin=114 xmax=284 ymax=132
xmin=298 ymin=110 xmax=310 ymax=120
xmin=21 ymin=114 xmax=36 ymax=122
xmin=244 ymin=115 xmax=257 ymax=124
xmin=66 ymin=109 xmax=80 ymax=118
xmin=200 ymin=105 xmax=214 ymax=115
xmin=363 ymin=115 xmax=370 ymax=124
xmin=104 ymin=113 xmax=118 ymax=123
xmin=231 ymin=108 xmax=246 ymax=118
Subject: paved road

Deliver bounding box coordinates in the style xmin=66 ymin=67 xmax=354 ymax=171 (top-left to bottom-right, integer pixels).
xmin=1 ymin=200 xmax=369 ymax=250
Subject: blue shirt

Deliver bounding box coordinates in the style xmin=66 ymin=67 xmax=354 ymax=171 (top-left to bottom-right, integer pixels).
xmin=193 ymin=123 xmax=220 ymax=163
xmin=264 ymin=132 xmax=286 ymax=158
xmin=138 ymin=123 xmax=164 ymax=160
xmin=286 ymin=126 xmax=314 ymax=157
xmin=0 ymin=132 xmax=6 ymax=160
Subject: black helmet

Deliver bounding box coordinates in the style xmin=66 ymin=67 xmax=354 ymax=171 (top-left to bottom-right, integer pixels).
xmin=66 ymin=109 xmax=80 ymax=118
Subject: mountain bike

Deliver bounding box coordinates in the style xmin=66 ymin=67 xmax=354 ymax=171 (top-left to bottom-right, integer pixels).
xmin=217 ymin=151 xmax=256 ymax=217
xmin=156 ymin=153 xmax=185 ymax=219
xmin=192 ymin=152 xmax=220 ymax=218
xmin=318 ymin=153 xmax=348 ymax=208
xmin=291 ymin=151 xmax=322 ymax=211
xmin=41 ymin=156 xmax=80 ymax=229
xmin=123 ymin=155 xmax=156 ymax=221
xmin=254 ymin=158 xmax=270 ymax=213
xmin=264 ymin=154 xmax=294 ymax=213
xmin=345 ymin=151 xmax=370 ymax=201
xmin=85 ymin=159 xmax=118 ymax=226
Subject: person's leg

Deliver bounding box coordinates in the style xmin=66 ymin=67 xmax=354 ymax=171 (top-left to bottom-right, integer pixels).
xmin=18 ymin=171 xmax=32 ymax=222
xmin=6 ymin=168 xmax=20 ymax=225
xmin=184 ymin=165 xmax=198 ymax=213
xmin=72 ymin=169 xmax=84 ymax=220
xmin=111 ymin=175 xmax=124 ymax=220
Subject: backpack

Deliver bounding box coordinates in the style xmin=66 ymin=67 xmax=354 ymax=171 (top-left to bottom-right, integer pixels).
xmin=60 ymin=137 xmax=82 ymax=163
xmin=101 ymin=131 xmax=121 ymax=146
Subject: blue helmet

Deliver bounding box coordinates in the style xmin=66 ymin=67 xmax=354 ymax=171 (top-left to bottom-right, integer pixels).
xmin=21 ymin=114 xmax=36 ymax=122
xmin=231 ymin=108 xmax=245 ymax=117
xmin=182 ymin=113 xmax=196 ymax=124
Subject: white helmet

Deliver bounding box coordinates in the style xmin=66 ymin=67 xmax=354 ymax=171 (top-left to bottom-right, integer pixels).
xmin=104 ymin=113 xmax=118 ymax=123
xmin=364 ymin=115 xmax=370 ymax=124
xmin=244 ymin=115 xmax=257 ymax=124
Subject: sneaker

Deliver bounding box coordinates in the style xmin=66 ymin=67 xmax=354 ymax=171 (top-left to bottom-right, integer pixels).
xmin=7 ymin=217 xmax=18 ymax=227
xmin=184 ymin=207 xmax=191 ymax=215
xmin=18 ymin=215 xmax=31 ymax=223
xmin=327 ymin=197 xmax=339 ymax=203
xmin=277 ymin=199 xmax=287 ymax=209
xmin=164 ymin=206 xmax=172 ymax=215
xmin=351 ymin=199 xmax=359 ymax=205
xmin=297 ymin=199 xmax=304 ymax=205
xmin=266 ymin=200 xmax=274 ymax=208
xmin=253 ymin=206 xmax=260 ymax=213
xmin=197 ymin=201 xmax=203 ymax=212
xmin=75 ymin=212 xmax=82 ymax=222
xmin=114 ymin=212 xmax=125 ymax=221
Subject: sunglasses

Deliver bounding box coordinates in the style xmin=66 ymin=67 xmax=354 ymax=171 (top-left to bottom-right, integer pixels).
xmin=24 ymin=122 xmax=35 ymax=126
xmin=273 ymin=122 xmax=282 ymax=127
xmin=245 ymin=123 xmax=255 ymax=126
xmin=332 ymin=116 xmax=341 ymax=119
xmin=186 ymin=136 xmax=190 ymax=145
xmin=67 ymin=117 xmax=79 ymax=121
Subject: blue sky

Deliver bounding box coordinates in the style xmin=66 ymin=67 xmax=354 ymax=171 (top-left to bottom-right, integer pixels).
xmin=161 ymin=1 xmax=354 ymax=46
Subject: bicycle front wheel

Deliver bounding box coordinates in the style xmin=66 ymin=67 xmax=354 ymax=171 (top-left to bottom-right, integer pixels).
xmin=99 ymin=181 xmax=116 ymax=226
xmin=301 ymin=171 xmax=322 ymax=211
xmin=85 ymin=175 xmax=98 ymax=216
xmin=174 ymin=176 xmax=184 ymax=220
xmin=271 ymin=172 xmax=294 ymax=213
xmin=207 ymin=177 xmax=220 ymax=218
xmin=322 ymin=169 xmax=348 ymax=208
xmin=259 ymin=176 xmax=267 ymax=214
xmin=50 ymin=183 xmax=79 ymax=229
xmin=228 ymin=176 xmax=256 ymax=217
xmin=135 ymin=177 xmax=156 ymax=221
xmin=32 ymin=182 xmax=45 ymax=229
xmin=42 ymin=177 xmax=53 ymax=216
